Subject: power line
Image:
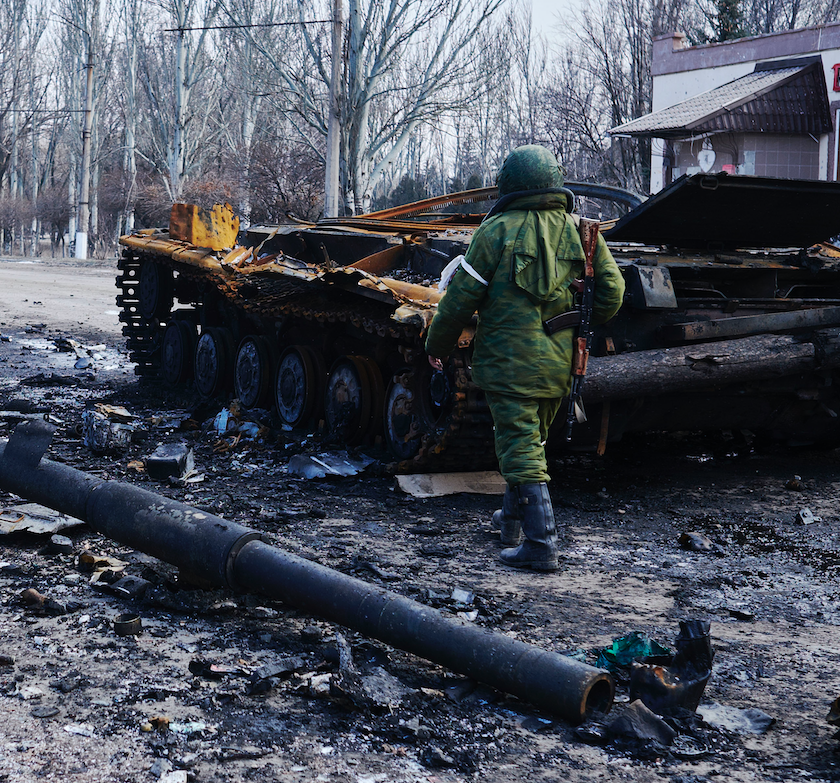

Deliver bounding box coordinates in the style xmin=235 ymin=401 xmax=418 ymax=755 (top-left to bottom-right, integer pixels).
xmin=163 ymin=20 xmax=330 ymax=32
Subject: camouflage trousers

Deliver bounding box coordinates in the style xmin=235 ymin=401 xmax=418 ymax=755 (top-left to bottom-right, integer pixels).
xmin=484 ymin=391 xmax=564 ymax=486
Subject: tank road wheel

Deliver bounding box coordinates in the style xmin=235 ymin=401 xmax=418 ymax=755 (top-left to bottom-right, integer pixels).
xmin=161 ymin=320 xmax=196 ymax=386
xmin=235 ymin=335 xmax=277 ymax=409
xmin=355 ymin=356 xmax=385 ymax=438
xmin=325 ymin=355 xmax=374 ymax=445
xmin=138 ymin=259 xmax=174 ymax=320
xmin=194 ymin=327 xmax=235 ymax=399
xmin=384 ymin=369 xmax=422 ymax=460
xmin=417 ymin=363 xmax=454 ymax=428
xmin=275 ymin=346 xmax=326 ymax=427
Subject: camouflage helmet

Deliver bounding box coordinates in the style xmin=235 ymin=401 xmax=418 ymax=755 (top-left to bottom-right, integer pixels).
xmin=496 ymin=145 xmax=564 ymax=195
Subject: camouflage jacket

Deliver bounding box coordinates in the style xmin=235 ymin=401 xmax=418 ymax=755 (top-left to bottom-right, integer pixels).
xmin=425 ymin=192 xmax=625 ymax=398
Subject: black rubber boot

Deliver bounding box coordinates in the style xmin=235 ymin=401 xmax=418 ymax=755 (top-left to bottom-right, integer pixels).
xmin=499 ymin=482 xmax=559 ymax=571
xmin=492 ymin=485 xmax=523 ymax=546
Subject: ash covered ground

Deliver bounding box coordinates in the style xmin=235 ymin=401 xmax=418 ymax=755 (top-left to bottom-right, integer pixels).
xmin=1 ymin=256 xmax=840 ymax=782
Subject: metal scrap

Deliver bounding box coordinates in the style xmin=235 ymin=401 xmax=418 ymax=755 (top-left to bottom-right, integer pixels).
xmin=0 ymin=503 xmax=84 ymax=536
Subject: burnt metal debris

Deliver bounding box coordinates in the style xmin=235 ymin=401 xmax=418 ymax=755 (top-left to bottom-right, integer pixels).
xmin=113 ymin=612 xmax=143 ymax=636
xmin=115 ymin=174 xmax=840 ymax=471
xmin=0 ymin=419 xmax=614 ymax=724
xmin=629 ymin=619 xmax=714 ymax=715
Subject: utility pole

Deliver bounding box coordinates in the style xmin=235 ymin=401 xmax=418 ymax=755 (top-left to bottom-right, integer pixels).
xmin=323 ymin=0 xmax=343 ymax=218
xmin=10 ymin=4 xmax=20 ymax=254
xmin=75 ymin=40 xmax=94 ymax=260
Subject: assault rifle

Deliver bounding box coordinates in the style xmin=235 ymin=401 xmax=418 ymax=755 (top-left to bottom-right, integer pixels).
xmin=542 ymin=217 xmax=600 ymax=442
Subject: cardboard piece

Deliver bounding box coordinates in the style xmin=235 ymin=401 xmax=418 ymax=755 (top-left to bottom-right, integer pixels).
xmin=396 ymin=471 xmax=506 ymax=498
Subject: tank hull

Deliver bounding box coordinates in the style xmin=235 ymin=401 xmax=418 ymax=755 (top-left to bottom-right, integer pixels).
xmin=117 ymin=176 xmax=840 ymax=469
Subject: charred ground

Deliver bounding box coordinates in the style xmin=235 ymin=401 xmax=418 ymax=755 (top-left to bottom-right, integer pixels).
xmin=0 ymin=256 xmax=839 ymax=782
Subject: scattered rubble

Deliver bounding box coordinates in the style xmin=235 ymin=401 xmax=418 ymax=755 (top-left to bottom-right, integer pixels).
xmin=0 ymin=271 xmax=839 ymax=781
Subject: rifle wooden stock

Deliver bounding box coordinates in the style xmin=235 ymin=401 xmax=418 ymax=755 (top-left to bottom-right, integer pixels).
xmin=565 ymin=218 xmax=599 ymax=440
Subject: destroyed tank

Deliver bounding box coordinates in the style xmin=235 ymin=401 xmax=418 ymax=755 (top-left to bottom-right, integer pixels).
xmin=117 ymin=173 xmax=840 ymax=471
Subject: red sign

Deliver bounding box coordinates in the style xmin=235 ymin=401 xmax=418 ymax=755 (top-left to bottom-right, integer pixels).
xmin=833 ymin=63 xmax=840 ymax=91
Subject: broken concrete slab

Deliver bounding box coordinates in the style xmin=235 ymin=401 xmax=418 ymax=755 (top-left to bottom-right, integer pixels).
xmin=0 ymin=503 xmax=85 ymax=536
xmin=396 ymin=471 xmax=506 ymax=498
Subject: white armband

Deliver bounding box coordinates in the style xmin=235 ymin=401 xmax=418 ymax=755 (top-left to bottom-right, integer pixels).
xmin=438 ymin=254 xmax=489 ymax=292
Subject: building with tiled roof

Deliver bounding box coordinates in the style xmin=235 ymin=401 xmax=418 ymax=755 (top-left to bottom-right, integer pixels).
xmin=609 ymin=25 xmax=840 ymax=193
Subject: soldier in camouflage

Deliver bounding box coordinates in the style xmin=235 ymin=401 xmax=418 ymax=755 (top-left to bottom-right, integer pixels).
xmin=425 ymin=145 xmax=625 ymax=571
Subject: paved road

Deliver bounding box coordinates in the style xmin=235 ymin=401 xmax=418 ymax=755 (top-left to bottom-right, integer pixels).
xmin=0 ymin=256 xmax=130 ymax=387
xmin=0 ymin=256 xmax=122 ymax=342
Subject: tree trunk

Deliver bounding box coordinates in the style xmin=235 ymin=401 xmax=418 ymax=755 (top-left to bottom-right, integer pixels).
xmin=124 ymin=0 xmax=139 ymax=233
xmin=323 ymin=0 xmax=343 ymax=218
xmin=170 ymin=0 xmax=190 ymax=201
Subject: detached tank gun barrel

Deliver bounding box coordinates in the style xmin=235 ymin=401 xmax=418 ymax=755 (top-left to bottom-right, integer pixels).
xmin=0 ymin=419 xmax=614 ymax=724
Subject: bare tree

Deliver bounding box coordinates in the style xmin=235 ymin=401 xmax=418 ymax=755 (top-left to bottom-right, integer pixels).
xmin=533 ymin=0 xmax=696 ymax=192
xmin=57 ymin=0 xmax=116 ymax=256
xmin=139 ymin=0 xmax=221 ymax=199
xmin=26 ymin=2 xmax=51 ymax=255
xmin=499 ymin=3 xmax=549 ymax=148
xmin=214 ymin=16 xmax=266 ymax=225
xmin=121 ymin=0 xmax=142 ymax=232
xmin=0 ymin=0 xmax=52 ymax=254
xmin=231 ymin=0 xmax=504 ymax=214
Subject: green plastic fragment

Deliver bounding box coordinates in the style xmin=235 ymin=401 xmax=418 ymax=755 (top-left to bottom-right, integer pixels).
xmin=595 ymin=631 xmax=672 ymax=672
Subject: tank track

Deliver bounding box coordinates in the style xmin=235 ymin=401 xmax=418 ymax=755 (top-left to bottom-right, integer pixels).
xmin=116 ymin=251 xmax=165 ymax=376
xmin=116 ymin=247 xmax=495 ymax=474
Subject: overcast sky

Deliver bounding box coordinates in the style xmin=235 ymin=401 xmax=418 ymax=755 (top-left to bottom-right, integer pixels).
xmin=528 ymin=0 xmax=580 ymax=43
